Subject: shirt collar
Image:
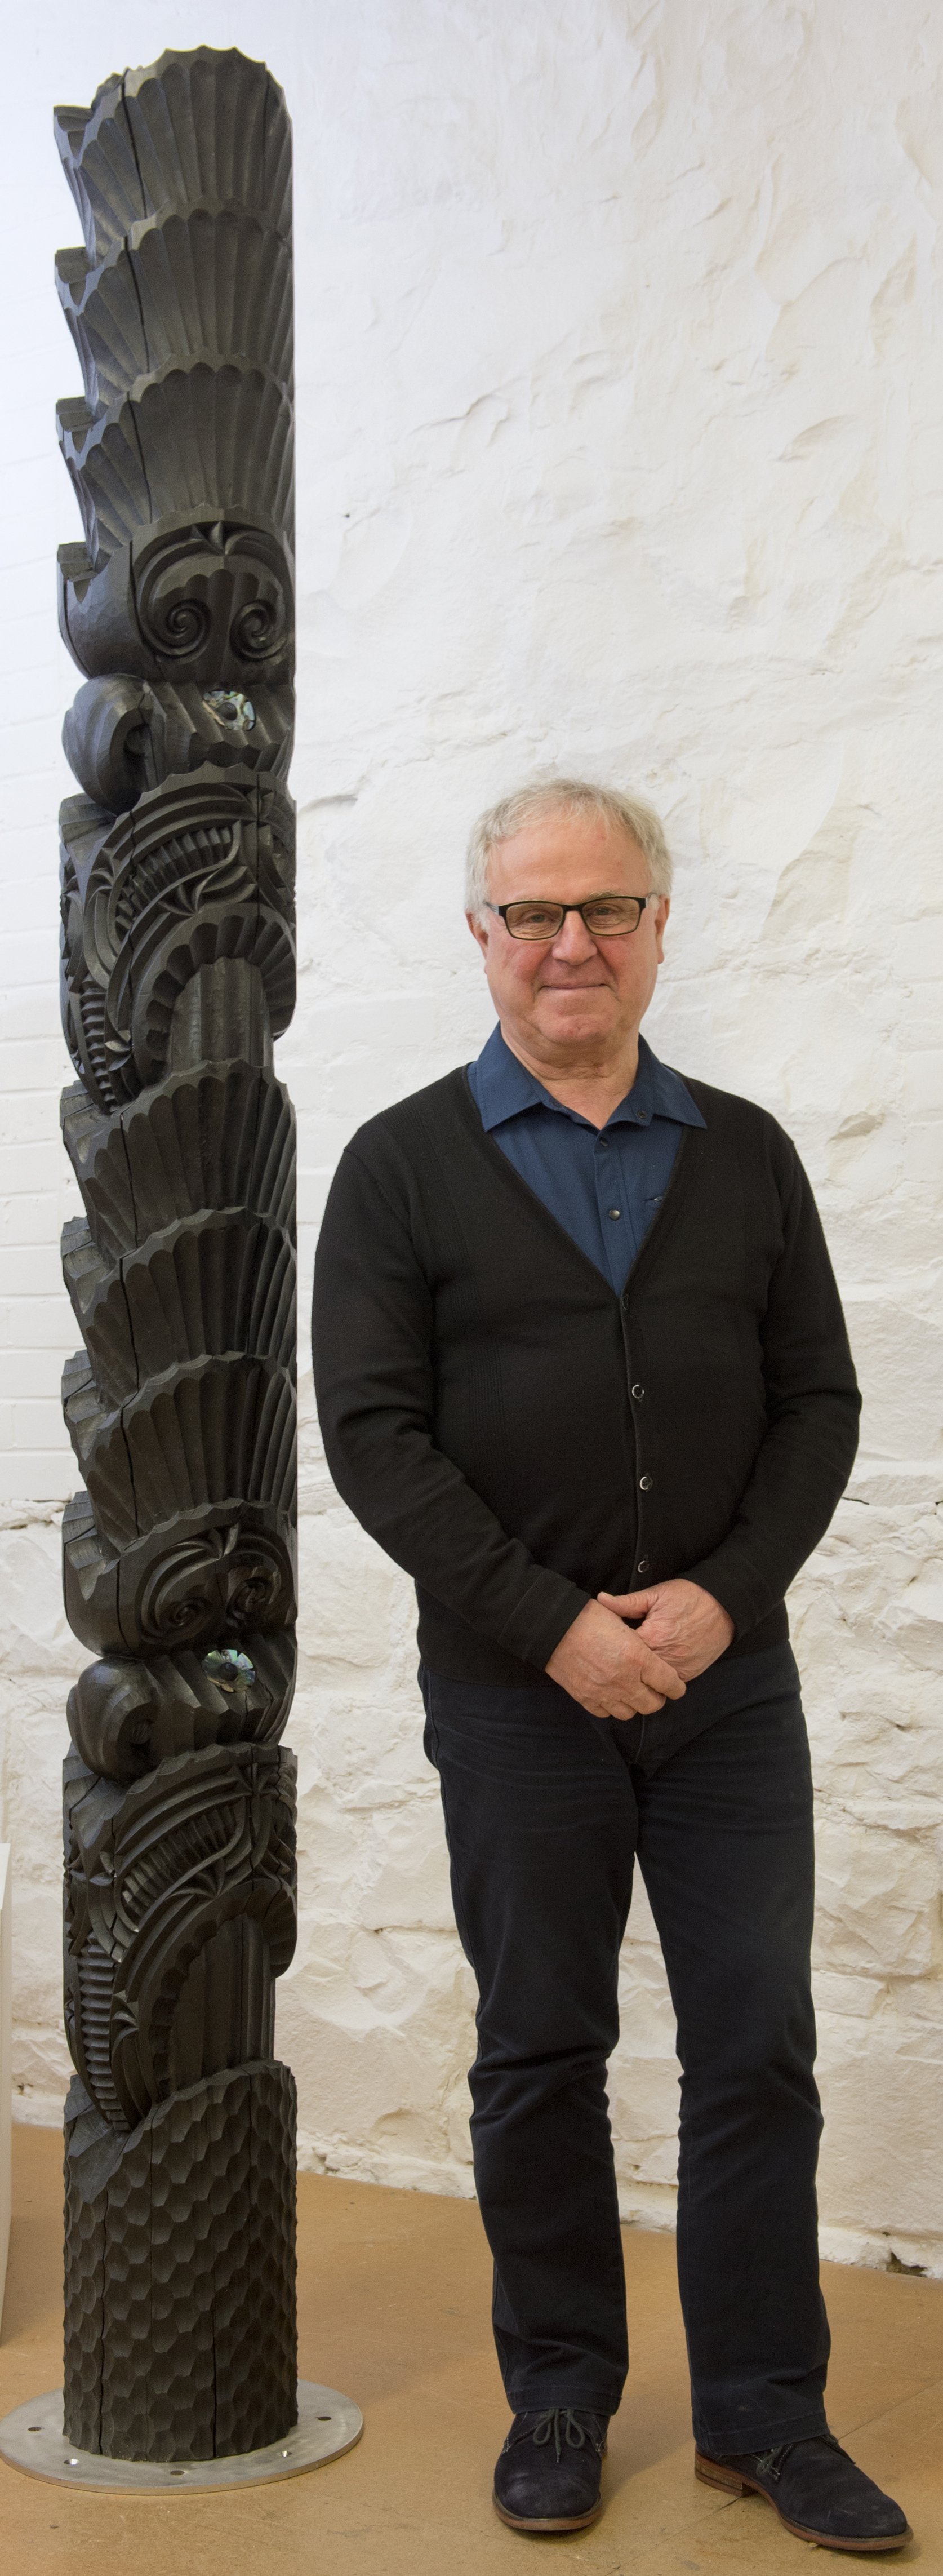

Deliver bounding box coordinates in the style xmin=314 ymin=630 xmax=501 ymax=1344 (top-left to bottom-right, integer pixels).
xmin=471 ymin=1024 xmax=706 ymax=1133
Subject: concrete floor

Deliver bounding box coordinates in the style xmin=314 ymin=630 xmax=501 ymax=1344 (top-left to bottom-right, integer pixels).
xmin=0 ymin=2127 xmax=939 ymax=2572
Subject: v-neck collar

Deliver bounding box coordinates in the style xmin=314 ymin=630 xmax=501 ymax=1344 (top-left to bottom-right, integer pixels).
xmin=456 ymin=1066 xmax=699 ymax=1303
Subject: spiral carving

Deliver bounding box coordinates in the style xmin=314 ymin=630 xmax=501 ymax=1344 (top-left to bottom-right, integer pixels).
xmin=132 ymin=517 xmax=291 ymax=677
xmin=55 ymin=47 xmax=299 ymax=2462
xmin=147 ymin=591 xmax=211 ymax=656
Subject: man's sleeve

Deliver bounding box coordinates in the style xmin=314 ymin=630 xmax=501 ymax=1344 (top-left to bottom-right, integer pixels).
xmin=683 ymin=1133 xmax=861 ymax=1636
xmin=311 ymin=1140 xmax=590 ymax=1669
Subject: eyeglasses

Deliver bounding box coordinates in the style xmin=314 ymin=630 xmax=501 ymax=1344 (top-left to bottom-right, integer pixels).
xmin=488 ymin=894 xmax=655 ymax=941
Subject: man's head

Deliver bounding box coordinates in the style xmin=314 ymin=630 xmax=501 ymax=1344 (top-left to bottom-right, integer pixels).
xmin=465 ymin=779 xmax=672 ymax=1068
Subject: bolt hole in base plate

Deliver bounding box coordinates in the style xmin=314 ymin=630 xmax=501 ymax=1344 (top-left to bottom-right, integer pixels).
xmin=0 ymin=2382 xmax=363 ymax=2490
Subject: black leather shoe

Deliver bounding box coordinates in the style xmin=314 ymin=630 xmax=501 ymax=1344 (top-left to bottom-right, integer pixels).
xmin=696 ymin=2432 xmax=911 ymax=2552
xmin=493 ymin=2407 xmax=608 ymax=2531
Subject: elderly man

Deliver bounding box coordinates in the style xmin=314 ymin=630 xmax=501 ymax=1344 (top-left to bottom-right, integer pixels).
xmin=312 ymin=780 xmax=910 ymax=2552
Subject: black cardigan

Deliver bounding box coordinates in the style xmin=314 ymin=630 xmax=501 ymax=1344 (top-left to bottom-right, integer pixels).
xmin=312 ymin=1066 xmax=861 ymax=1686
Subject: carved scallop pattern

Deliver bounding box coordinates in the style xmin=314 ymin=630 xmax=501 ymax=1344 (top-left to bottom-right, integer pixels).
xmin=62 ymin=1066 xmax=296 ymax=1259
xmin=59 ymin=361 xmax=294 ymax=566
xmin=55 ymin=49 xmax=291 ymax=264
xmin=74 ymin=1353 xmax=296 ymax=1549
xmin=59 ymin=207 xmax=293 ymax=416
xmin=75 ymin=1209 xmax=296 ymax=1406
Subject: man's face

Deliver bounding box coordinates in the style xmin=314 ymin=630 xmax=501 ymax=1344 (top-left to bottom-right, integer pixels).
xmin=467 ymin=807 xmax=669 ymax=1057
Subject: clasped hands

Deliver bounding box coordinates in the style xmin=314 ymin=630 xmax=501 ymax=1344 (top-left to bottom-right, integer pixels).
xmin=545 ymin=1579 xmax=735 ymax=1722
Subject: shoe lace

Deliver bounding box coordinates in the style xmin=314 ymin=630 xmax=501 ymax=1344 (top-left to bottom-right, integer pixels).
xmin=753 ymin=2432 xmax=842 ymax=2484
xmin=531 ymin=2408 xmax=596 ymax=2465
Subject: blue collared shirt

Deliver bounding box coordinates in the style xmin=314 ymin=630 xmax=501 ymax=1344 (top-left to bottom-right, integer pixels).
xmin=466 ymin=1025 xmax=705 ymax=1293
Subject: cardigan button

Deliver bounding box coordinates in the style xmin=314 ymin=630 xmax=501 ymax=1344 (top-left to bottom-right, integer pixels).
xmin=631 ymin=1382 xmax=645 ymax=1399
xmin=637 ymin=1557 xmax=650 ymax=1575
xmin=639 ymin=1473 xmax=653 ymax=1491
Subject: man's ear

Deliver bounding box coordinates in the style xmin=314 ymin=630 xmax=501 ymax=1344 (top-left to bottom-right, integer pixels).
xmin=654 ymin=895 xmax=670 ymax=964
xmin=466 ymin=908 xmax=490 ymax=960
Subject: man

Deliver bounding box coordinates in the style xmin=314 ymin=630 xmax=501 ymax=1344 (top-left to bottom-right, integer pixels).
xmin=312 ymin=779 xmax=911 ymax=2553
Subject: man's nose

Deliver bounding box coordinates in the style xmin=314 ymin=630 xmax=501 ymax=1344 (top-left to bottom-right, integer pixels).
xmin=551 ymin=908 xmax=599 ymax=960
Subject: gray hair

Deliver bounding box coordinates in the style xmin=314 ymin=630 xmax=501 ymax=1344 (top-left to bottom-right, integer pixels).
xmin=465 ymin=777 xmax=673 ymax=920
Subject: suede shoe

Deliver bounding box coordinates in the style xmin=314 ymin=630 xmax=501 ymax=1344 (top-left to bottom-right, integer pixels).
xmin=493 ymin=2407 xmax=608 ymax=2531
xmin=696 ymin=2431 xmax=911 ymax=2552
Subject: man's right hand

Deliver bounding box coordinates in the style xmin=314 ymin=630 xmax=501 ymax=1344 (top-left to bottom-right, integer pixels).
xmin=546 ymin=1598 xmax=686 ymax=1720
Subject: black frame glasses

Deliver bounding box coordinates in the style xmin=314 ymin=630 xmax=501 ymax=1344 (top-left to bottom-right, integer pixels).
xmin=488 ymin=894 xmax=656 ymax=941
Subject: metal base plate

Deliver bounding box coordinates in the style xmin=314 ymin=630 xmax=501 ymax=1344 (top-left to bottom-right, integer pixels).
xmin=0 ymin=2381 xmax=363 ymax=2490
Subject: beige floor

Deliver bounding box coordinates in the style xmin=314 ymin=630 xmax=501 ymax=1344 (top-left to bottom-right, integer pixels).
xmin=0 ymin=2129 xmax=939 ymax=2572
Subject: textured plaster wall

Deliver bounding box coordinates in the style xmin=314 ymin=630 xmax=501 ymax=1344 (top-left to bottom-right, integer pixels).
xmin=1 ymin=1 xmax=942 ymax=2271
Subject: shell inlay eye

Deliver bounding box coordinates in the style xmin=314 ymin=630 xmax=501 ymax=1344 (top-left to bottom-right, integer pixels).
xmin=203 ymin=1646 xmax=257 ymax=1691
xmin=203 ymin=689 xmax=256 ymax=731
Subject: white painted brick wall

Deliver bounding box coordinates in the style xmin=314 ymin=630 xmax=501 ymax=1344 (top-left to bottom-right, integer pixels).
xmin=1 ymin=0 xmax=941 ymax=2273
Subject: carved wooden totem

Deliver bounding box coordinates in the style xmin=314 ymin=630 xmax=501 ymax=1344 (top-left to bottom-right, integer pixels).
xmin=54 ymin=48 xmax=299 ymax=2459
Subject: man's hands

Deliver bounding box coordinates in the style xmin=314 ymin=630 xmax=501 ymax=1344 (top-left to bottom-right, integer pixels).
xmin=546 ymin=1597 xmax=686 ymax=1721
xmin=546 ymin=1579 xmax=735 ymax=1721
xmin=597 ymin=1578 xmax=735 ymax=1686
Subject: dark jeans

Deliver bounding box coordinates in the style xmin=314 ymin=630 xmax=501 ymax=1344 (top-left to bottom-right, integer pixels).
xmin=421 ymin=1642 xmax=830 ymax=2454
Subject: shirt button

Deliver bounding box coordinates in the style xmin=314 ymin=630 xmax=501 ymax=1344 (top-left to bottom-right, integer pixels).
xmin=639 ymin=1473 xmax=653 ymax=1491
xmin=607 ymin=1207 xmax=621 ymax=1220
xmin=631 ymin=1382 xmax=644 ymax=1399
xmin=637 ymin=1557 xmax=650 ymax=1575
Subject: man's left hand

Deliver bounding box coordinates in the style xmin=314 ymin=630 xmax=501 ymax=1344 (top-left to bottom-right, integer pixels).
xmin=596 ymin=1579 xmax=735 ymax=1683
